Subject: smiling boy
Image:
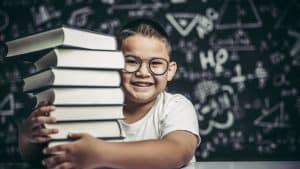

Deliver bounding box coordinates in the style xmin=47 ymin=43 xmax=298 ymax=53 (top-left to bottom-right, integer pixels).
xmin=18 ymin=18 xmax=200 ymax=169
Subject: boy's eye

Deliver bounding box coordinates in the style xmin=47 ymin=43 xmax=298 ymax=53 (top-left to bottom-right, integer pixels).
xmin=151 ymin=61 xmax=164 ymax=65
xmin=150 ymin=58 xmax=167 ymax=67
xmin=150 ymin=62 xmax=164 ymax=67
xmin=125 ymin=58 xmax=139 ymax=65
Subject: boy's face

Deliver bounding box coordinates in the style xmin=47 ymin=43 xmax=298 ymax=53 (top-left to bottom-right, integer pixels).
xmin=121 ymin=34 xmax=177 ymax=105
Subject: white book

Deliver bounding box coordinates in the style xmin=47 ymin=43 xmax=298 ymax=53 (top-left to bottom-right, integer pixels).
xmin=50 ymin=106 xmax=124 ymax=122
xmin=33 ymin=48 xmax=124 ymax=72
xmin=34 ymin=87 xmax=124 ymax=106
xmin=48 ymin=137 xmax=124 ymax=147
xmin=23 ymin=68 xmax=121 ymax=92
xmin=6 ymin=26 xmax=117 ymax=57
xmin=45 ymin=120 xmax=124 ymax=141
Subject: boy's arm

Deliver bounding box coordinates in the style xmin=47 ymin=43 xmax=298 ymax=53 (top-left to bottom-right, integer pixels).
xmin=102 ymin=130 xmax=198 ymax=169
xmin=43 ymin=130 xmax=198 ymax=169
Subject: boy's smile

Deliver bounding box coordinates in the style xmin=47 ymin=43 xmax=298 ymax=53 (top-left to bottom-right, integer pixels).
xmin=121 ymin=34 xmax=177 ymax=105
xmin=131 ymin=81 xmax=154 ymax=87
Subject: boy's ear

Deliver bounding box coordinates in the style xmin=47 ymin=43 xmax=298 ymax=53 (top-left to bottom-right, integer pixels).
xmin=167 ymin=61 xmax=177 ymax=81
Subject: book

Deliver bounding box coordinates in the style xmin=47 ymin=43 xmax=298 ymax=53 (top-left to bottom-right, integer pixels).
xmin=33 ymin=48 xmax=124 ymax=72
xmin=49 ymin=105 xmax=124 ymax=122
xmin=23 ymin=68 xmax=121 ymax=92
xmin=34 ymin=87 xmax=124 ymax=106
xmin=45 ymin=120 xmax=124 ymax=141
xmin=48 ymin=136 xmax=124 ymax=147
xmin=5 ymin=26 xmax=117 ymax=57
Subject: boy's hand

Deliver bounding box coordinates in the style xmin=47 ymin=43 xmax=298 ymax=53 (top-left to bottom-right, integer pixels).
xmin=42 ymin=133 xmax=104 ymax=169
xmin=21 ymin=101 xmax=58 ymax=143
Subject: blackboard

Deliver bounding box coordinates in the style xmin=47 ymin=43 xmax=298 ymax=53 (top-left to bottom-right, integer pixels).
xmin=0 ymin=0 xmax=299 ymax=162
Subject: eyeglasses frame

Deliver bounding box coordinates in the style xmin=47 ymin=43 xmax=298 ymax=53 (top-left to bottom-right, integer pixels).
xmin=122 ymin=55 xmax=170 ymax=76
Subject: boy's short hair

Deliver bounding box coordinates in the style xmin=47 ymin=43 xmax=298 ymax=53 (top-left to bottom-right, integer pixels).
xmin=118 ymin=18 xmax=171 ymax=54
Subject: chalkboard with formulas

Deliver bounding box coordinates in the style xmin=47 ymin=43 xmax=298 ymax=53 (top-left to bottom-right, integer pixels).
xmin=0 ymin=0 xmax=299 ymax=162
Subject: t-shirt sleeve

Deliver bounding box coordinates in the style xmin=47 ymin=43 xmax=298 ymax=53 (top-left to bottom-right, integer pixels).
xmin=160 ymin=94 xmax=201 ymax=145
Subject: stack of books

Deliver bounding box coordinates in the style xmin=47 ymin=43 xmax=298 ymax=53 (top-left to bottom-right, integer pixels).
xmin=5 ymin=26 xmax=125 ymax=146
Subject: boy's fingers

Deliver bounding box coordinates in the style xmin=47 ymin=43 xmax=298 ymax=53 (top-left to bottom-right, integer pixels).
xmin=32 ymin=106 xmax=56 ymax=117
xmin=42 ymin=153 xmax=68 ymax=168
xmin=43 ymin=145 xmax=68 ymax=155
xmin=53 ymin=162 xmax=74 ymax=169
xmin=32 ymin=128 xmax=58 ymax=137
xmin=31 ymin=116 xmax=56 ymax=127
xmin=67 ymin=133 xmax=84 ymax=139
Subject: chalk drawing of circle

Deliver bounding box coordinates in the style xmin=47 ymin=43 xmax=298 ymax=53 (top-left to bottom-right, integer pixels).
xmin=206 ymin=8 xmax=219 ymax=21
xmin=0 ymin=10 xmax=9 ymax=32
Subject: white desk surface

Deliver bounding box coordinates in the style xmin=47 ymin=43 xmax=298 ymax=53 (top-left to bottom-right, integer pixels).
xmin=182 ymin=161 xmax=300 ymax=169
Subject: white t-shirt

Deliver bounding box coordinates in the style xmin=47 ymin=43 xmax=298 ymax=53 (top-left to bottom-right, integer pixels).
xmin=119 ymin=91 xmax=200 ymax=161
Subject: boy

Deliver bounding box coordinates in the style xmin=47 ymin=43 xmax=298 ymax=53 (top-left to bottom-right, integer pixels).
xmin=18 ymin=18 xmax=200 ymax=169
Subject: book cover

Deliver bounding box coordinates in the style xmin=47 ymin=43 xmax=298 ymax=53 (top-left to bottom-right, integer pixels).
xmin=6 ymin=26 xmax=117 ymax=57
xmin=34 ymin=87 xmax=124 ymax=106
xmin=33 ymin=48 xmax=124 ymax=72
xmin=49 ymin=105 xmax=124 ymax=122
xmin=23 ymin=68 xmax=122 ymax=92
xmin=45 ymin=120 xmax=124 ymax=141
xmin=48 ymin=137 xmax=125 ymax=147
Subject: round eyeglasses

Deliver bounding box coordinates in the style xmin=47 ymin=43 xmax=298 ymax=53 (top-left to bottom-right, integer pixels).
xmin=123 ymin=55 xmax=170 ymax=76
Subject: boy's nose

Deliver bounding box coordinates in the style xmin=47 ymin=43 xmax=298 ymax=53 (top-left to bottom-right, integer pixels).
xmin=135 ymin=62 xmax=151 ymax=77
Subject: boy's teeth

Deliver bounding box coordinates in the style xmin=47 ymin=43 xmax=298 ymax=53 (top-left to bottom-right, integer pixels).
xmin=134 ymin=82 xmax=151 ymax=86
